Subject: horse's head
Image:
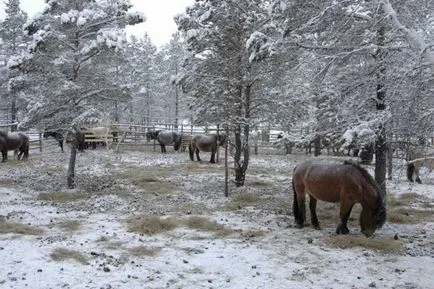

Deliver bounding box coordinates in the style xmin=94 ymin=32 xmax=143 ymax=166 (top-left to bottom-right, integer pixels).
xmin=217 ymin=134 xmax=227 ymax=147
xmin=360 ymin=201 xmax=386 ymax=237
xmin=343 ymin=160 xmax=386 ymax=237
xmin=146 ymin=130 xmax=160 ymax=141
xmin=0 ymin=131 xmax=7 ymax=139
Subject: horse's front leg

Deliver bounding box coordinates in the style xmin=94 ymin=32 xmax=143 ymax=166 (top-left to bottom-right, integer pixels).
xmin=336 ymin=202 xmax=354 ymax=235
xmin=160 ymin=144 xmax=166 ymax=153
xmin=210 ymin=150 xmax=216 ymax=163
xmin=195 ymin=149 xmax=201 ymax=161
xmin=309 ymin=197 xmax=320 ymax=229
xmin=295 ymin=196 xmax=306 ymax=228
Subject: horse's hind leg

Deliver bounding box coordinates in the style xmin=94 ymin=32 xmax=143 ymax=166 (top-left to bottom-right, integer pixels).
xmin=189 ymin=144 xmax=194 ymax=161
xmin=160 ymin=144 xmax=166 ymax=153
xmin=336 ymin=203 xmax=354 ymax=235
xmin=210 ymin=151 xmax=216 ymax=163
xmin=309 ymin=197 xmax=320 ymax=229
xmin=1 ymin=150 xmax=7 ymax=162
xmin=414 ymin=164 xmax=422 ymax=183
xmin=407 ymin=164 xmax=414 ymax=182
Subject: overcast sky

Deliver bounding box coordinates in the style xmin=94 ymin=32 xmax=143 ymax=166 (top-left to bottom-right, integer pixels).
xmin=0 ymin=0 xmax=194 ymax=47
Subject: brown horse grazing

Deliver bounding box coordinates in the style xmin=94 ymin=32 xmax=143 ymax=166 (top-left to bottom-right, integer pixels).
xmin=292 ymin=160 xmax=386 ymax=237
xmin=189 ymin=134 xmax=227 ymax=163
xmin=0 ymin=131 xmax=30 ymax=162
xmin=407 ymin=157 xmax=434 ymax=184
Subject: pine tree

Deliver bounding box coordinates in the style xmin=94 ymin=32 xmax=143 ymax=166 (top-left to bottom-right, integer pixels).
xmin=10 ymin=0 xmax=144 ymax=188
xmin=176 ymin=0 xmax=273 ymax=187
xmin=0 ymin=0 xmax=28 ymax=130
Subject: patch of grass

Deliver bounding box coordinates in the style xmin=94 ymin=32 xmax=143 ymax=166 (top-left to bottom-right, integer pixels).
xmin=325 ymin=235 xmax=404 ymax=254
xmin=387 ymin=193 xmax=434 ymax=224
xmin=128 ymin=246 xmax=161 ymax=257
xmin=183 ymin=163 xmax=221 ymax=173
xmin=102 ymin=241 xmax=124 ymax=250
xmin=0 ymin=218 xmax=43 ymax=235
xmin=387 ymin=207 xmax=434 ymax=224
xmin=222 ymin=193 xmax=261 ymax=211
xmin=240 ymin=229 xmax=266 ymax=238
xmin=183 ymin=216 xmax=233 ymax=236
xmin=96 ymin=236 xmax=109 ymax=242
xmin=387 ymin=193 xmax=420 ymax=207
xmin=41 ymin=165 xmax=64 ymax=173
xmin=126 ymin=215 xmax=178 ymax=235
xmin=37 ymin=191 xmax=87 ymax=203
xmin=50 ymin=248 xmax=88 ymax=264
xmin=249 ymin=180 xmax=272 ymax=187
xmin=0 ymin=178 xmax=22 ymax=187
xmin=115 ymin=169 xmax=176 ymax=195
xmin=58 ymin=220 xmax=81 ymax=232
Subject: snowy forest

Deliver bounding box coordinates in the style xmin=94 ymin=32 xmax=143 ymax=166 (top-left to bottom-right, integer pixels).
xmin=1 ymin=0 xmax=433 ymax=189
xmin=1 ymin=1 xmax=434 ymax=288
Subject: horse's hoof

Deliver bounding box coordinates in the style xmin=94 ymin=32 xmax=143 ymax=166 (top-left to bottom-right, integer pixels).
xmin=314 ymin=225 xmax=321 ymax=230
xmin=295 ymin=223 xmax=303 ymax=229
xmin=336 ymin=227 xmax=349 ymax=235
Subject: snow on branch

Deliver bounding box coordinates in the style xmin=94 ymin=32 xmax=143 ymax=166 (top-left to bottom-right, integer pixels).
xmin=380 ymin=0 xmax=434 ymax=68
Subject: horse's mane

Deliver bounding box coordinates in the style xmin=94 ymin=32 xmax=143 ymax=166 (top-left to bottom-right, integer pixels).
xmin=343 ymin=160 xmax=383 ymax=203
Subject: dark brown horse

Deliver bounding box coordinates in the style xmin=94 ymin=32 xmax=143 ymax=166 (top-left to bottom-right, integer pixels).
xmin=189 ymin=134 xmax=227 ymax=163
xmin=0 ymin=131 xmax=30 ymax=162
xmin=43 ymin=130 xmax=65 ymax=152
xmin=292 ymin=160 xmax=386 ymax=237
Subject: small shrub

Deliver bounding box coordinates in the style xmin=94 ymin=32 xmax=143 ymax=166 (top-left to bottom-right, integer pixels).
xmin=126 ymin=215 xmax=178 ymax=235
xmin=184 ymin=216 xmax=233 ymax=236
xmin=0 ymin=218 xmax=43 ymax=235
xmin=37 ymin=192 xmax=86 ymax=203
xmin=222 ymin=193 xmax=260 ymax=211
xmin=128 ymin=246 xmax=161 ymax=257
xmin=50 ymin=248 xmax=88 ymax=264
xmin=325 ymin=235 xmax=404 ymax=254
xmin=58 ymin=220 xmax=81 ymax=232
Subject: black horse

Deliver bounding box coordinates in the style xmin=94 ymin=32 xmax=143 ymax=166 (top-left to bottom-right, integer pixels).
xmin=44 ymin=129 xmax=85 ymax=152
xmin=43 ymin=130 xmax=65 ymax=152
xmin=146 ymin=130 xmax=182 ymax=153
xmin=0 ymin=131 xmax=30 ymax=162
xmin=189 ymin=134 xmax=227 ymax=163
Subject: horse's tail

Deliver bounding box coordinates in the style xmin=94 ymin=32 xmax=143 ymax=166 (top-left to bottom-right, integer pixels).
xmin=189 ymin=140 xmax=194 ymax=161
xmin=407 ymin=163 xmax=415 ymax=182
xmin=292 ymin=176 xmax=300 ymax=224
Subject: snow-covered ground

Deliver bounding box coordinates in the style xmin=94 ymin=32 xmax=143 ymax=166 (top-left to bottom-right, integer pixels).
xmin=0 ymin=143 xmax=433 ymax=289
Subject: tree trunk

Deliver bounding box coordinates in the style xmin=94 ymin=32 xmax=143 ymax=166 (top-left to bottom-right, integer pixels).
xmin=67 ymin=136 xmax=78 ymax=189
xmin=387 ymin=141 xmax=393 ymax=180
xmin=10 ymin=94 xmax=17 ymax=132
xmin=233 ymin=85 xmax=251 ymax=187
xmin=313 ymin=135 xmax=321 ymax=156
xmin=374 ymin=24 xmax=387 ymax=201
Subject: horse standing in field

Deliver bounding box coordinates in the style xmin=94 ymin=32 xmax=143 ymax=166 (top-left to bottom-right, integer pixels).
xmin=0 ymin=131 xmax=30 ymax=162
xmin=407 ymin=157 xmax=434 ymax=184
xmin=292 ymin=160 xmax=386 ymax=237
xmin=146 ymin=130 xmax=182 ymax=153
xmin=189 ymin=134 xmax=227 ymax=163
xmin=44 ymin=129 xmax=85 ymax=152
xmin=43 ymin=130 xmax=65 ymax=152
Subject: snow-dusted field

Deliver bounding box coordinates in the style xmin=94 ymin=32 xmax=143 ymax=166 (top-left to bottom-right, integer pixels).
xmin=1 ymin=143 xmax=433 ymax=289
